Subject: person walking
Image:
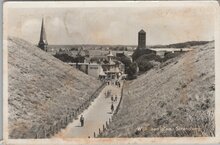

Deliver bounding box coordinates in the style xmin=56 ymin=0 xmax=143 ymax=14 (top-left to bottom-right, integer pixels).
xmin=111 ymin=95 xmax=114 ymax=102
xmin=80 ymin=115 xmax=84 ymax=127
xmin=111 ymin=103 xmax=114 ymax=113
xmin=116 ymin=81 xmax=119 ymax=87
xmin=105 ymin=91 xmax=108 ymax=98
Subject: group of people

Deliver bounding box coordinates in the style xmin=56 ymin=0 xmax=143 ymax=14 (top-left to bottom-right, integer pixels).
xmin=106 ymin=80 xmax=121 ymax=88
xmin=79 ymin=80 xmax=122 ymax=127
xmin=111 ymin=95 xmax=117 ymax=102
xmin=115 ymin=81 xmax=121 ymax=88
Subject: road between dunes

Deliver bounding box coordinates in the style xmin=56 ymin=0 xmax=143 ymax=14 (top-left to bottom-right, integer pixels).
xmin=53 ymin=82 xmax=123 ymax=138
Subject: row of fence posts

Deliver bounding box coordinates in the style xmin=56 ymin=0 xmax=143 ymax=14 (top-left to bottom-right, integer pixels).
xmin=93 ymin=117 xmax=112 ymax=138
xmin=93 ymin=81 xmax=124 ymax=138
xmin=114 ymin=81 xmax=124 ymax=115
xmin=35 ymin=82 xmax=107 ymax=138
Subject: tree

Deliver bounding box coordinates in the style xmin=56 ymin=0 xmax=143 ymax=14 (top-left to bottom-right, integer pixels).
xmin=127 ymin=62 xmax=137 ymax=80
xmin=137 ymin=60 xmax=154 ymax=72
xmin=132 ymin=48 xmax=155 ymax=61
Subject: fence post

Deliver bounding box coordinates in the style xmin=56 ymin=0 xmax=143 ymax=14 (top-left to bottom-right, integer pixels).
xmin=36 ymin=132 xmax=38 ymax=139
xmin=69 ymin=115 xmax=71 ymax=122
xmin=58 ymin=121 xmax=61 ymax=131
xmin=55 ymin=123 xmax=58 ymax=133
xmin=63 ymin=119 xmax=66 ymax=128
xmin=106 ymin=121 xmax=108 ymax=128
xmin=44 ymin=129 xmax=47 ymax=138
xmin=103 ymin=124 xmax=105 ymax=131
xmin=51 ymin=126 xmax=54 ymax=136
xmin=99 ymin=128 xmax=101 ymax=134
xmin=94 ymin=132 xmax=96 ymax=138
xmin=75 ymin=111 xmax=77 ymax=119
xmin=49 ymin=126 xmax=52 ymax=137
xmin=66 ymin=116 xmax=68 ymax=125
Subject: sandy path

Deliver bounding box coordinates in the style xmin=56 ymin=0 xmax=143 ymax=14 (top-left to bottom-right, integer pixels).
xmin=53 ymin=82 xmax=122 ymax=138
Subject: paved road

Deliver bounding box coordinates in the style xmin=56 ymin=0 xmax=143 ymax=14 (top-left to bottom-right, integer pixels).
xmin=53 ymin=81 xmax=123 ymax=138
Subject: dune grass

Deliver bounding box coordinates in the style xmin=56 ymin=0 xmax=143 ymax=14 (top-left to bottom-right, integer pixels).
xmin=8 ymin=37 xmax=102 ymax=138
xmin=102 ymin=42 xmax=215 ymax=137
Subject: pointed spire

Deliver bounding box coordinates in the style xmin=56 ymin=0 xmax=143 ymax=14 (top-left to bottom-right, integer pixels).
xmin=139 ymin=29 xmax=146 ymax=34
xmin=40 ymin=18 xmax=47 ymax=42
xmin=38 ymin=18 xmax=48 ymax=51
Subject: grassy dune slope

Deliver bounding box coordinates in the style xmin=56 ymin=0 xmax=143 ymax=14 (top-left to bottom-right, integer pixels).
xmin=8 ymin=37 xmax=102 ymax=138
xmin=104 ymin=42 xmax=215 ymax=137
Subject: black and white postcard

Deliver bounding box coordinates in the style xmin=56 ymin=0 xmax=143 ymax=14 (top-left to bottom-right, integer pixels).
xmin=2 ymin=1 xmax=220 ymax=144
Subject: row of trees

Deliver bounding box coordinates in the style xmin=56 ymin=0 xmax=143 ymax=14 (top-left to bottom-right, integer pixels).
xmin=54 ymin=53 xmax=85 ymax=63
xmin=131 ymin=48 xmax=184 ymax=74
xmin=116 ymin=54 xmax=137 ymax=80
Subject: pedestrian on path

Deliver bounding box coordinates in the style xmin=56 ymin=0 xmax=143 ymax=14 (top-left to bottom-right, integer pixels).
xmin=116 ymin=81 xmax=119 ymax=87
xmin=111 ymin=103 xmax=114 ymax=113
xmin=80 ymin=115 xmax=84 ymax=127
xmin=115 ymin=96 xmax=117 ymax=102
xmin=111 ymin=95 xmax=114 ymax=102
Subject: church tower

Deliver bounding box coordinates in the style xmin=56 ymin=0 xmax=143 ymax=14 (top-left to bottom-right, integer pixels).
xmin=38 ymin=18 xmax=48 ymax=51
xmin=138 ymin=29 xmax=146 ymax=49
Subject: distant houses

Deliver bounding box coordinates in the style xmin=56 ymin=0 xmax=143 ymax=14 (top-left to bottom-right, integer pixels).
xmin=67 ymin=51 xmax=125 ymax=80
xmin=37 ymin=18 xmax=189 ymax=79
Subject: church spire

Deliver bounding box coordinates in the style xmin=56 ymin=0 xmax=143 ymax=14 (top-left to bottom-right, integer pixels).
xmin=38 ymin=18 xmax=48 ymax=51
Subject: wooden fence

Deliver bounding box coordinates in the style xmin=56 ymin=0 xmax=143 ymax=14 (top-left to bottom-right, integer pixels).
xmin=114 ymin=81 xmax=124 ymax=115
xmin=35 ymin=82 xmax=106 ymax=138
xmin=93 ymin=81 xmax=125 ymax=138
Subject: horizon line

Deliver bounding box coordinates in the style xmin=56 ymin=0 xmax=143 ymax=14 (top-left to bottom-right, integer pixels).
xmin=40 ymin=40 xmax=214 ymax=47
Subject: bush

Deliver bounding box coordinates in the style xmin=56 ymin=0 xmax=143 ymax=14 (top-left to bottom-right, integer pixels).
xmin=132 ymin=49 xmax=155 ymax=61
xmin=117 ymin=54 xmax=133 ymax=74
xmin=136 ymin=54 xmax=161 ymax=72
xmin=162 ymin=52 xmax=183 ymax=62
xmin=54 ymin=53 xmax=75 ymax=62
xmin=137 ymin=61 xmax=154 ymax=72
xmin=54 ymin=53 xmax=85 ymax=63
xmin=127 ymin=62 xmax=137 ymax=79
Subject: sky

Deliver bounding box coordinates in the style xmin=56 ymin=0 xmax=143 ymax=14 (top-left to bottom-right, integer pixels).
xmin=4 ymin=2 xmax=216 ymax=45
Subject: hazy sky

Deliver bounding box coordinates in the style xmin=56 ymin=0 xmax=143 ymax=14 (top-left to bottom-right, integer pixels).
xmin=5 ymin=2 xmax=216 ymax=45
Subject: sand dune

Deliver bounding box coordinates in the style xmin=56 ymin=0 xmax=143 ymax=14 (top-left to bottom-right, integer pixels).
xmin=103 ymin=42 xmax=215 ymax=137
xmin=8 ymin=37 xmax=102 ymax=138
